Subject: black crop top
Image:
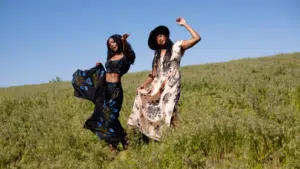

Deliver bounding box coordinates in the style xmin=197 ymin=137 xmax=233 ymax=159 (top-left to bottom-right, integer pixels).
xmin=105 ymin=55 xmax=133 ymax=76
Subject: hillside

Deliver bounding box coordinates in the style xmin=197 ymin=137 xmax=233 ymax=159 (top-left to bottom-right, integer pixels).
xmin=1 ymin=52 xmax=300 ymax=169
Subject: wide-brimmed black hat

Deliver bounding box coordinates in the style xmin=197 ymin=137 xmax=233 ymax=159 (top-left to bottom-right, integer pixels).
xmin=148 ymin=25 xmax=170 ymax=50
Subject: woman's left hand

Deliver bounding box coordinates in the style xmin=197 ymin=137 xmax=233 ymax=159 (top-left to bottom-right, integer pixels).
xmin=122 ymin=33 xmax=130 ymax=41
xmin=176 ymin=17 xmax=187 ymax=26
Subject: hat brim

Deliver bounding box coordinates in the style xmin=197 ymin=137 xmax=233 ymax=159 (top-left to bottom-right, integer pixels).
xmin=148 ymin=25 xmax=170 ymax=50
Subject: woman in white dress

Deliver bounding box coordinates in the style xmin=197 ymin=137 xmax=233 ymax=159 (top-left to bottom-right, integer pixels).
xmin=127 ymin=17 xmax=201 ymax=141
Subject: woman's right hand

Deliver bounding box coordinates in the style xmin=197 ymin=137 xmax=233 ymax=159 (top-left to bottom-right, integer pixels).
xmin=96 ymin=62 xmax=101 ymax=66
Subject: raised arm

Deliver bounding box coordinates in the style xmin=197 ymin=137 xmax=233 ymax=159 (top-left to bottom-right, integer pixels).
xmin=122 ymin=33 xmax=135 ymax=63
xmin=176 ymin=17 xmax=201 ymax=50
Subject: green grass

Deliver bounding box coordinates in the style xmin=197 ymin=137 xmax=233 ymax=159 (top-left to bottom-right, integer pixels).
xmin=1 ymin=52 xmax=300 ymax=169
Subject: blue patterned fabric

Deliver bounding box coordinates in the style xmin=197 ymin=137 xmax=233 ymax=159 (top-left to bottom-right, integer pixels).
xmin=72 ymin=63 xmax=126 ymax=146
xmin=72 ymin=64 xmax=106 ymax=102
xmin=85 ymin=82 xmax=125 ymax=144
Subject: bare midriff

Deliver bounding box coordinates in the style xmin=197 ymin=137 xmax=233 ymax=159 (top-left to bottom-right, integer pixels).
xmin=105 ymin=53 xmax=124 ymax=83
xmin=105 ymin=73 xmax=121 ymax=83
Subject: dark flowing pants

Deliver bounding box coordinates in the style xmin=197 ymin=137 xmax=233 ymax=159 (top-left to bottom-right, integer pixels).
xmin=72 ymin=64 xmax=126 ymax=146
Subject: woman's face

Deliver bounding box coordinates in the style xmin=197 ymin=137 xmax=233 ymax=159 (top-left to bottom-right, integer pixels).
xmin=156 ymin=34 xmax=167 ymax=47
xmin=108 ymin=38 xmax=118 ymax=52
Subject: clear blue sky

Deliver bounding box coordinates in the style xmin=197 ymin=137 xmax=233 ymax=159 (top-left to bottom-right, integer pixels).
xmin=1 ymin=0 xmax=299 ymax=87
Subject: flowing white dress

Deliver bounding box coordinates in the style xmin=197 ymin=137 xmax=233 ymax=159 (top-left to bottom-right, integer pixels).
xmin=127 ymin=40 xmax=184 ymax=141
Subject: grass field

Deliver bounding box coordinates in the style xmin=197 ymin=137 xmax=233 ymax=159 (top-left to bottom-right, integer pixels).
xmin=1 ymin=52 xmax=300 ymax=169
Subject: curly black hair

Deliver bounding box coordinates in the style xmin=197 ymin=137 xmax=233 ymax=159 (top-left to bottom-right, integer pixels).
xmin=106 ymin=34 xmax=135 ymax=64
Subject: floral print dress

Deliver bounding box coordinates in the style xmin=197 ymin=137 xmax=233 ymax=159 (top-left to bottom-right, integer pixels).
xmin=127 ymin=40 xmax=183 ymax=141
